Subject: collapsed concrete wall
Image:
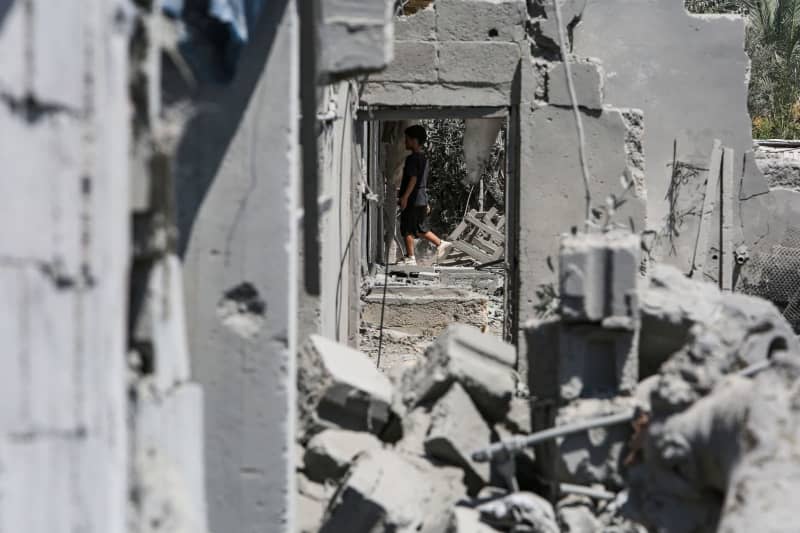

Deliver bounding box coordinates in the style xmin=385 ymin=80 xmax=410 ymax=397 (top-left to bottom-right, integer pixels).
xmin=0 ymin=0 xmax=131 ymax=531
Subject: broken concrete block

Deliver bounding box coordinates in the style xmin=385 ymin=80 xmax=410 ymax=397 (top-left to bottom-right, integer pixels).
xmin=303 ymin=429 xmax=382 ymax=483
xmin=318 ymin=0 xmax=395 ymax=76
xmin=394 ymin=7 xmax=436 ymax=41
xmin=296 ymin=472 xmax=336 ymax=533
xmin=438 ymin=42 xmax=521 ymax=85
xmin=321 ymin=449 xmax=467 ymax=533
xmin=535 ymin=0 xmax=587 ymax=50
xmin=535 ymin=398 xmax=634 ymax=489
xmin=401 ymin=324 xmax=516 ymax=424
xmin=297 ymin=334 xmax=398 ymax=440
xmin=447 ymin=506 xmax=498 ymax=533
xmin=424 ymin=383 xmax=492 ymax=493
xmin=437 ymin=0 xmax=527 ymax=42
xmin=362 ymin=286 xmax=489 ymax=334
xmin=525 ymin=319 xmax=638 ymax=401
xmin=368 ymin=41 xmax=438 ymax=83
xmin=559 ymin=231 xmax=641 ymax=326
xmin=548 ymin=60 xmax=604 ymax=110
xmin=557 ymin=499 xmax=602 ymax=533
xmin=559 ymin=324 xmax=639 ymax=400
xmin=477 ymin=492 xmax=560 ymax=533
xmin=395 ymin=408 xmax=433 ymax=457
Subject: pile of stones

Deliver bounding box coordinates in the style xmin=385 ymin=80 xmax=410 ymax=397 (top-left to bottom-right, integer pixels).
xmin=297 ymin=230 xmax=800 ymax=533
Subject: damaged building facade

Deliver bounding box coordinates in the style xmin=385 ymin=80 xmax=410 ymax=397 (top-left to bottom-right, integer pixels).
xmin=3 ymin=0 xmax=800 ymax=532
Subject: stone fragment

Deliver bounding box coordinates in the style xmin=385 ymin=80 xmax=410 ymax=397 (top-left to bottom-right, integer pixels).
xmin=548 ymin=60 xmax=604 ymax=110
xmin=558 ymin=498 xmax=602 ymax=533
xmin=401 ymin=324 xmax=516 ymax=424
xmin=535 ymin=0 xmax=587 ymax=50
xmin=477 ymin=492 xmax=559 ymax=533
xmin=395 ymin=407 xmax=433 ymax=457
xmin=525 ymin=319 xmax=638 ymax=401
xmin=297 ymin=334 xmax=398 ymax=440
xmin=424 ymin=383 xmax=492 ymax=493
xmin=559 ymin=231 xmax=640 ymax=326
xmin=297 ymin=492 xmax=326 ymax=533
xmin=437 ymin=0 xmax=526 ymax=42
xmin=303 ymin=429 xmax=382 ymax=483
xmin=438 ymin=42 xmax=521 ymax=85
xmin=447 ymin=506 xmax=498 ymax=533
xmin=394 ymin=7 xmax=436 ymax=41
xmin=368 ymin=41 xmax=438 ymax=83
xmin=534 ymin=398 xmax=634 ymax=489
xmin=321 ymin=449 xmax=467 ymax=533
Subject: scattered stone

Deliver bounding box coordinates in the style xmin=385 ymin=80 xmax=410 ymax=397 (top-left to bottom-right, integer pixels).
xmin=425 ymin=383 xmax=492 ymax=494
xmin=321 ymin=449 xmax=467 ymax=533
xmin=401 ymin=324 xmax=516 ymax=424
xmin=477 ymin=492 xmax=559 ymax=533
xmin=558 ymin=496 xmax=602 ymax=533
xmin=297 ymin=492 xmax=327 ymax=533
xmin=447 ymin=506 xmax=499 ymax=533
xmin=297 ymin=334 xmax=399 ymax=441
xmin=303 ymin=429 xmax=382 ymax=483
xmin=395 ymin=407 xmax=433 ymax=457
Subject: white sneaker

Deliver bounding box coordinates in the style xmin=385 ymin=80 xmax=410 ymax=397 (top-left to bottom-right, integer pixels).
xmin=436 ymin=241 xmax=453 ymax=262
xmin=401 ymin=256 xmax=417 ymax=266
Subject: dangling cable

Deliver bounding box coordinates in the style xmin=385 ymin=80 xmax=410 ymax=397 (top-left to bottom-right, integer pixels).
xmin=553 ymin=0 xmax=592 ymax=229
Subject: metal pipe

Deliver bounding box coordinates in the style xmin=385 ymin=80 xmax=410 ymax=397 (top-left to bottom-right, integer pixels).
xmin=472 ymin=409 xmax=636 ymax=463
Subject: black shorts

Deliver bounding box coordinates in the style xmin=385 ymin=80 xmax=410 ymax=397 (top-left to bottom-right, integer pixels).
xmin=400 ymin=205 xmax=431 ymax=237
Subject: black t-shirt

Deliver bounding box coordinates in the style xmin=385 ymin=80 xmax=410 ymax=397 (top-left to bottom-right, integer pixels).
xmin=400 ymin=152 xmax=429 ymax=207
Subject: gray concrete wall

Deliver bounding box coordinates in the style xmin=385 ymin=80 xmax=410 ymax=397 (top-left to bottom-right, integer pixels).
xmin=0 ymin=0 xmax=131 ymax=531
xmin=177 ymin=1 xmax=300 ymax=530
xmin=361 ymin=0 xmax=527 ymax=108
xmin=573 ymin=1 xmax=775 ymax=273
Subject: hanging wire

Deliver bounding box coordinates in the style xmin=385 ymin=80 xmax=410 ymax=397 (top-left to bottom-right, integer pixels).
xmin=553 ymin=0 xmax=592 ymax=230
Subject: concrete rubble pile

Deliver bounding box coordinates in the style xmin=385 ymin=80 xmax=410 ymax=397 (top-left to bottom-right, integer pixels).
xmin=297 ymin=230 xmax=800 ymax=532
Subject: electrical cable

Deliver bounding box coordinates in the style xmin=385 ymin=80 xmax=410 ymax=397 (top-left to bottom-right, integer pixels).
xmin=377 ymin=210 xmax=400 ymax=369
xmin=553 ymin=0 xmax=592 ymax=230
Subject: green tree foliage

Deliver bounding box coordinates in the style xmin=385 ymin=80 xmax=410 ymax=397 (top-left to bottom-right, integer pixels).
xmin=423 ymin=119 xmax=506 ymax=236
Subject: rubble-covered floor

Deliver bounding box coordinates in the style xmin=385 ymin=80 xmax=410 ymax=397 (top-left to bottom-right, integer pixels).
xmin=359 ymin=266 xmax=506 ymax=372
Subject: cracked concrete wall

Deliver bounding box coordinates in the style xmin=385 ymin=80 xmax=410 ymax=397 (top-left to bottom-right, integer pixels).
xmin=361 ymin=0 xmax=527 ymax=107
xmin=176 ymin=1 xmax=299 ymax=531
xmin=0 ymin=0 xmax=131 ymax=531
xmin=572 ymin=1 xmax=778 ymax=277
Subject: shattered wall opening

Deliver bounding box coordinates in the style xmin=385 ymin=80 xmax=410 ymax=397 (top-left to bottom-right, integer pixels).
xmin=358 ymin=111 xmax=513 ymax=370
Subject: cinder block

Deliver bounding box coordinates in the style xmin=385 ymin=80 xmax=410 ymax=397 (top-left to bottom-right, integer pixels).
xmin=395 ymin=408 xmax=433 ymax=457
xmin=394 ymin=7 xmax=436 ymax=41
xmin=541 ymin=398 xmax=634 ymax=489
xmin=547 ymin=60 xmax=604 ymax=110
xmin=424 ymin=383 xmax=492 ymax=494
xmin=319 ymin=0 xmax=395 ymax=76
xmin=369 ymin=41 xmax=438 ymax=83
xmin=321 ymin=449 xmax=466 ymax=532
xmin=525 ymin=319 xmax=638 ymax=401
xmin=438 ymin=42 xmax=520 ymax=85
xmin=400 ymin=324 xmax=516 ymax=424
xmin=303 ymin=429 xmax=383 ymax=482
xmin=297 ymin=335 xmax=399 ymax=440
xmin=535 ymin=0 xmax=587 ymax=50
xmin=559 ymin=231 xmax=640 ymax=326
xmin=437 ymin=0 xmax=526 ymax=42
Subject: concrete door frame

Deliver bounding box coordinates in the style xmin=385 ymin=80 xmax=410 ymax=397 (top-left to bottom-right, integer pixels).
xmin=358 ymin=105 xmax=519 ymax=344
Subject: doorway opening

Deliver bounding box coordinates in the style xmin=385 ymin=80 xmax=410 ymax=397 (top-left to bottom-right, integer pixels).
xmin=358 ymin=107 xmax=519 ymax=371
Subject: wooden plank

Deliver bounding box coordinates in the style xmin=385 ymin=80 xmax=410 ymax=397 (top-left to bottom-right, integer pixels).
xmin=692 ymin=139 xmax=723 ymax=278
xmin=452 ymin=240 xmax=495 ymax=263
xmin=464 ymin=212 xmax=505 ymax=242
xmin=720 ymin=147 xmax=735 ymax=291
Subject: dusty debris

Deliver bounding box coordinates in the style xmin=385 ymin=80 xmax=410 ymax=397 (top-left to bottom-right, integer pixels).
xmin=400 ymin=323 xmax=517 ymax=424
xmin=424 ymin=382 xmax=493 ymax=494
xmin=297 ymin=334 xmax=400 ymax=441
xmin=476 ymin=492 xmax=559 ymax=533
xmin=303 ymin=429 xmax=383 ymax=483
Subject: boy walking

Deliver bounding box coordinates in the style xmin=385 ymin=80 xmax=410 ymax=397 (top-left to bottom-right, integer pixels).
xmin=398 ymin=125 xmax=452 ymax=265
